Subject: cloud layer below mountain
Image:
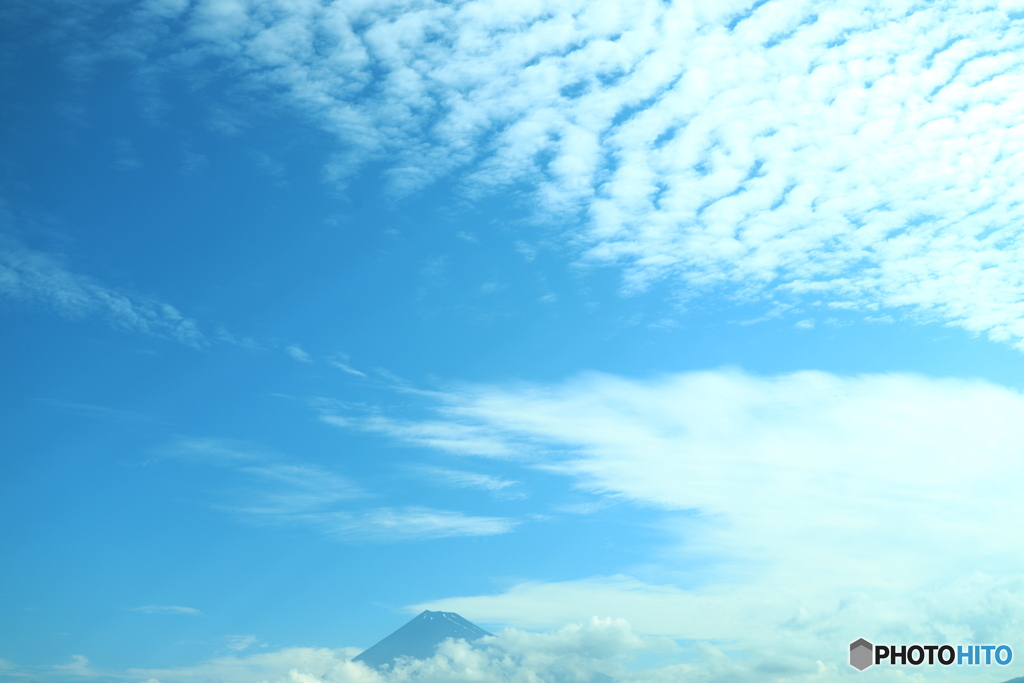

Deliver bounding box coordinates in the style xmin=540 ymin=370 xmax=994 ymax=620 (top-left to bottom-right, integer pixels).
xmin=72 ymin=609 xmax=1022 ymax=682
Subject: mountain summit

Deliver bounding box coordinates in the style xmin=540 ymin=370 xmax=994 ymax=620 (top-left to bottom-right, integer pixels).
xmin=353 ymin=610 xmax=493 ymax=669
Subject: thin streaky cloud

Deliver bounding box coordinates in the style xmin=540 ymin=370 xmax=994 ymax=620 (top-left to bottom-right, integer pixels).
xmin=163 ymin=437 xmax=274 ymax=465
xmin=414 ymin=465 xmax=524 ymax=499
xmin=554 ymin=500 xmax=614 ymax=515
xmin=328 ymin=359 xmax=367 ymax=377
xmin=113 ymin=138 xmax=141 ymax=171
xmin=165 ymin=438 xmax=511 ymax=541
xmin=39 ymin=400 xmax=160 ymax=423
xmin=222 ymin=635 xmax=259 ymax=653
xmin=417 ymin=466 xmax=519 ymax=491
xmin=128 ymin=605 xmax=202 ymax=616
xmin=301 ymin=506 xmax=518 ymax=542
xmin=166 ymin=438 xmax=364 ymax=512
xmin=232 ymin=462 xmax=365 ymax=514
xmin=320 ymin=414 xmax=517 ymax=458
xmin=285 ymin=344 xmax=314 ymax=363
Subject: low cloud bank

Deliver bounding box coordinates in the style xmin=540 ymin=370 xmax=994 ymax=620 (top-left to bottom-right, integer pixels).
xmin=127 ymin=619 xmax=672 ymax=683
xmin=120 ymin=610 xmax=1024 ymax=682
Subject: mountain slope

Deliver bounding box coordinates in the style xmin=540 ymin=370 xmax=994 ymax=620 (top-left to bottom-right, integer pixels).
xmin=353 ymin=610 xmax=493 ymax=669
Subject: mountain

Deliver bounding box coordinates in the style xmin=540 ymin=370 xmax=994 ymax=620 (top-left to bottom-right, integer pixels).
xmin=353 ymin=610 xmax=493 ymax=669
xmin=353 ymin=610 xmax=615 ymax=681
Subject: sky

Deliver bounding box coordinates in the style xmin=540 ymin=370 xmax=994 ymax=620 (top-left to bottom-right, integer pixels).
xmin=3 ymin=0 xmax=1024 ymax=681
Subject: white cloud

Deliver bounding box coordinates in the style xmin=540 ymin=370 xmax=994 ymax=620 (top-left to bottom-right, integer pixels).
xmin=114 ymin=0 xmax=1024 ymax=347
xmin=51 ymin=656 xmax=99 ymax=678
xmin=415 ymin=465 xmax=524 ymax=498
xmin=223 ymin=635 xmax=260 ymax=652
xmin=413 ymin=574 xmax=1024 ymax=680
xmin=0 ymin=232 xmax=206 ymax=347
xmin=554 ymin=500 xmax=612 ymax=515
xmin=325 ymin=369 xmax=1024 ymax=674
xmin=127 ymin=648 xmax=355 ymax=683
xmin=329 ymin=359 xmax=368 ymax=377
xmin=169 ymin=438 xmax=363 ymax=515
xmin=166 ymin=438 xmax=514 ymax=541
xmin=418 ymin=466 xmax=519 ymax=491
xmin=113 ymin=138 xmax=142 ymax=170
xmin=514 ymin=241 xmax=537 ymax=262
xmin=310 ymin=506 xmax=518 ymax=541
xmin=43 ymin=400 xmax=158 ymax=422
xmin=23 ymin=607 xmax=1024 ymax=681
xmin=128 ymin=605 xmax=203 ymax=616
xmin=321 ymin=414 xmax=517 ymax=458
xmin=286 ymin=344 xmax=314 ymax=362
xmin=232 ymin=461 xmax=363 ymax=516
xmin=124 ymin=619 xmax=676 ymax=683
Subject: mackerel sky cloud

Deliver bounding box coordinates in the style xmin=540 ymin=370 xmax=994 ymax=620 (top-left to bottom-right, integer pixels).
xmin=4 ymin=0 xmax=1024 ymax=681
xmin=121 ymin=0 xmax=1024 ymax=345
xmin=0 ymin=231 xmax=206 ymax=347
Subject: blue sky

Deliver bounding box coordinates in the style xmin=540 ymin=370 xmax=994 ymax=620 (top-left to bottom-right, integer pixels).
xmin=4 ymin=1 xmax=1024 ymax=681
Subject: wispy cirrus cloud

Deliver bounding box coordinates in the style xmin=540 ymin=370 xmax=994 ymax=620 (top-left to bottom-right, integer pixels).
xmin=40 ymin=400 xmax=161 ymax=423
xmin=105 ymin=0 xmax=1024 ymax=347
xmin=166 ymin=437 xmax=365 ymax=516
xmin=329 ymin=359 xmax=367 ymax=378
xmin=127 ymin=605 xmax=202 ymax=616
xmin=320 ymin=414 xmax=516 ymax=458
xmin=285 ymin=344 xmax=313 ymax=363
xmin=222 ymin=635 xmax=261 ymax=653
xmin=414 ymin=465 xmax=525 ymax=499
xmin=166 ymin=438 xmax=516 ymax=541
xmin=306 ymin=506 xmax=517 ymax=541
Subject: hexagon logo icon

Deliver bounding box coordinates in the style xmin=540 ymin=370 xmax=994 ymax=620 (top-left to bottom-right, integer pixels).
xmin=850 ymin=638 xmax=873 ymax=671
